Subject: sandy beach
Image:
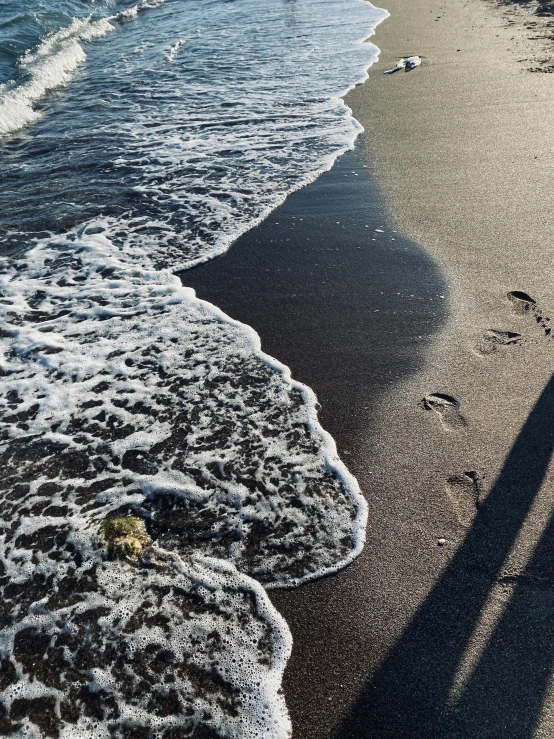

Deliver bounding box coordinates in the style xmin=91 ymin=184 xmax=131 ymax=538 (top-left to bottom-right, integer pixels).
xmin=186 ymin=0 xmax=554 ymax=736
xmin=341 ymin=2 xmax=554 ymax=734
xmin=3 ymin=0 xmax=554 ymax=735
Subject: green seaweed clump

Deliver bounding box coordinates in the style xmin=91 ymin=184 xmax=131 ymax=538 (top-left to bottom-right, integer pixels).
xmin=100 ymin=516 xmax=151 ymax=563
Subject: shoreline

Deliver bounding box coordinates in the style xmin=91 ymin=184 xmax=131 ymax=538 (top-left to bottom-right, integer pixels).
xmin=15 ymin=0 xmax=554 ymax=735
xmin=181 ymin=145 xmax=446 ymax=448
xmin=180 ymin=143 xmax=447 ymax=734
xmin=183 ymin=0 xmax=554 ymax=736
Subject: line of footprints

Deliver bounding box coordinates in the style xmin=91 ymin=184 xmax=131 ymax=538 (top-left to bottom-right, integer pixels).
xmin=421 ymin=290 xmax=550 ymax=530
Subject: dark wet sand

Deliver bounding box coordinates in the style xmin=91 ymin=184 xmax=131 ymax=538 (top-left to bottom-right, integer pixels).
xmin=180 ymin=145 xmax=448 ymax=736
xmin=181 ymin=146 xmax=445 ymax=449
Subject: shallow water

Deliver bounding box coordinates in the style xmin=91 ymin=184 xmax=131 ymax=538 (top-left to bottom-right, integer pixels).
xmin=0 ymin=0 xmax=386 ymax=735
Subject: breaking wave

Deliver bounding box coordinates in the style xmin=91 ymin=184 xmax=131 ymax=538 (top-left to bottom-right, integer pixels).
xmin=0 ymin=0 xmax=165 ymax=137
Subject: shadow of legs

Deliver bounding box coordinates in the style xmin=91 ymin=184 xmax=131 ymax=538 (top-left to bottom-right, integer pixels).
xmin=449 ymin=507 xmax=554 ymax=738
xmin=334 ymin=373 xmax=554 ymax=738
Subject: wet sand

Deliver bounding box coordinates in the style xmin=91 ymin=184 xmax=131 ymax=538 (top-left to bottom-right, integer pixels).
xmin=181 ymin=144 xmax=447 ymax=736
xmin=182 ymin=0 xmax=554 ymax=736
xmin=182 ymin=147 xmax=445 ymax=451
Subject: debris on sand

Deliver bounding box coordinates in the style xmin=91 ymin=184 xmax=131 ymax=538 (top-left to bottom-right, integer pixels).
xmin=384 ymin=56 xmax=422 ymax=74
xmin=100 ymin=515 xmax=151 ymax=563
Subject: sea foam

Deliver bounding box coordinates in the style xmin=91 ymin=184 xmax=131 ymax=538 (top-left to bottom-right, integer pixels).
xmin=0 ymin=0 xmax=387 ymax=734
xmin=0 ymin=0 xmax=166 ymax=137
xmin=0 ymin=221 xmax=365 ymax=737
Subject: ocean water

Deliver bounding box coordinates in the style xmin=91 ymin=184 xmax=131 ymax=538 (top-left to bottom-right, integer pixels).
xmin=0 ymin=0 xmax=387 ymax=736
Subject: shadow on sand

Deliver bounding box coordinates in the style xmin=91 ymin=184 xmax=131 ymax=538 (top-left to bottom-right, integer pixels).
xmin=181 ymin=145 xmax=447 ymax=453
xmin=334 ymin=372 xmax=554 ymax=738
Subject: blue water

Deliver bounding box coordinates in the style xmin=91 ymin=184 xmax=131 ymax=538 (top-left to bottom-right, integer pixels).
xmin=0 ymin=1 xmax=387 ymax=736
xmin=0 ymin=0 xmax=385 ymax=266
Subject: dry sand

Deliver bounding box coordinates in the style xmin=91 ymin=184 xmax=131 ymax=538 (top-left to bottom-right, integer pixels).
xmin=271 ymin=0 xmax=554 ymax=736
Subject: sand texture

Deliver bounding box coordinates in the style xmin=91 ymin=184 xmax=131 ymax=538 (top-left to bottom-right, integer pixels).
xmin=276 ymin=0 xmax=554 ymax=736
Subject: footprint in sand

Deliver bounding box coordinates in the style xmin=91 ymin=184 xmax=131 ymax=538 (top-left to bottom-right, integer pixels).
xmin=476 ymin=329 xmax=522 ymax=356
xmin=507 ymin=290 xmax=536 ymax=315
xmin=446 ymin=471 xmax=481 ymax=526
xmin=507 ymin=290 xmax=552 ymax=336
xmin=422 ymin=393 xmax=466 ymax=430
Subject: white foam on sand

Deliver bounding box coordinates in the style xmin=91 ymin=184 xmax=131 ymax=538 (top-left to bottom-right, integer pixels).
xmin=0 ymin=0 xmax=389 ymax=735
xmin=1 ymin=223 xmax=367 ymax=587
xmin=0 ymin=547 xmax=293 ymax=738
xmin=0 ymin=221 xmax=366 ymax=736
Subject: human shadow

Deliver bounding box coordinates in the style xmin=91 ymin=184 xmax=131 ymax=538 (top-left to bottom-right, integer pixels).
xmin=449 ymin=501 xmax=554 ymax=737
xmin=334 ymin=372 xmax=554 ymax=738
xmin=181 ymin=146 xmax=447 ymax=454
